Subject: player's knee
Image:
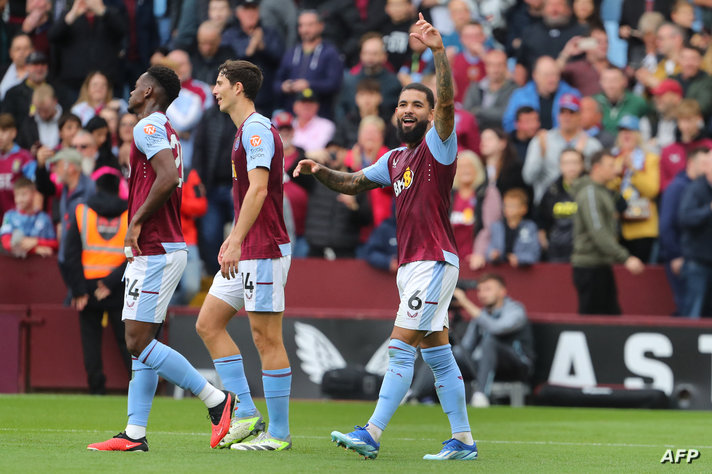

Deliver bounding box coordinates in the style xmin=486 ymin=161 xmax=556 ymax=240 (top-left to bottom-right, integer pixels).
xmin=251 ymin=329 xmax=282 ymax=355
xmin=195 ymin=316 xmax=213 ymax=340
xmin=124 ymin=327 xmax=152 ymax=357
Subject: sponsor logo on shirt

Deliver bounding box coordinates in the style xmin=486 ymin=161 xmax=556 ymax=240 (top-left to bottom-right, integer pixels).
xmin=393 ymin=167 xmax=414 ymax=197
xmin=250 ymin=135 xmax=262 ymax=147
xmin=143 ymin=124 xmax=156 ymax=135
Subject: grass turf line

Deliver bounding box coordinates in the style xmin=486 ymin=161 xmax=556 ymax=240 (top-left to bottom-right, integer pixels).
xmin=1 ymin=394 xmax=711 ymax=473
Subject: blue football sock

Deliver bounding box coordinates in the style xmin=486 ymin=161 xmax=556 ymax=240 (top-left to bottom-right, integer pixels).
xmin=138 ymin=340 xmax=207 ymax=396
xmin=214 ymin=354 xmax=257 ymax=417
xmin=368 ymin=339 xmax=416 ymax=431
xmin=262 ymin=368 xmax=291 ymax=440
xmin=127 ymin=357 xmax=158 ymax=428
xmin=422 ymin=344 xmax=471 ymax=434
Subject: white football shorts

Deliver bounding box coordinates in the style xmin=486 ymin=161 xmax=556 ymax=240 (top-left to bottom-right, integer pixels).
xmin=394 ymin=260 xmax=459 ymax=332
xmin=208 ymin=256 xmax=291 ymax=312
xmin=122 ymin=250 xmax=187 ymax=323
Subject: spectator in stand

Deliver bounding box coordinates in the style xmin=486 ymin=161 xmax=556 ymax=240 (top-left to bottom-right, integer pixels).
xmin=619 ymin=0 xmax=671 ymax=67
xmin=451 ymin=21 xmax=487 ymax=105
xmin=0 ymin=177 xmax=56 ymax=257
xmin=396 ymin=21 xmax=434 ymax=87
xmin=84 ymin=116 xmax=119 ymax=171
xmin=72 ymin=129 xmax=105 ymax=175
xmin=59 ymin=171 xmax=131 ymax=394
xmin=380 ymin=0 xmax=417 ymax=72
xmin=292 ymin=88 xmax=335 ymax=152
xmin=222 ymin=0 xmax=284 ymax=115
xmin=121 ymin=0 xmax=160 ymax=95
xmin=594 ymin=66 xmax=649 ymax=134
xmin=259 ymin=0 xmax=298 ymax=50
xmin=571 ymin=150 xmax=645 ymax=315
xmin=362 ymin=205 xmax=398 ymax=273
xmin=276 ymin=111 xmax=310 ymax=258
xmin=292 ymin=148 xmax=372 ymax=259
xmin=192 ymin=21 xmax=236 ymax=86
xmin=0 ymin=114 xmax=34 ymax=222
xmin=580 ymin=96 xmax=615 ymax=149
xmin=331 ymin=78 xmax=399 ymax=150
xmin=572 ymin=0 xmax=602 ymax=29
xmin=636 ymin=23 xmax=684 ymax=91
xmin=21 ymin=0 xmax=52 ymax=57
xmin=537 ymin=148 xmax=585 ymax=262
xmin=523 ymin=93 xmax=602 ymax=205
xmin=163 ymin=49 xmax=214 ymax=171
xmin=3 ymin=50 xmax=50 ymax=127
xmin=344 ymin=116 xmax=394 ymax=228
xmin=171 ymin=169 xmax=208 ymax=306
xmin=557 ymin=26 xmax=610 ymax=96
xmin=609 ymin=115 xmax=660 ymax=262
xmin=640 ymin=79 xmax=683 ymax=152
xmin=70 ymin=71 xmax=127 ymax=126
xmin=510 ymin=106 xmax=541 ymax=163
xmin=659 ymin=147 xmax=707 ymax=316
xmin=660 ymin=99 xmax=712 ymax=192
xmin=678 ymin=150 xmax=712 ymax=317
xmin=451 ymin=150 xmax=502 ymax=271
xmin=505 ymin=0 xmax=544 ymax=61
xmin=98 ymin=107 xmax=119 ymax=156
xmin=0 ymin=33 xmax=32 ymax=100
xmin=516 ymin=0 xmax=589 ymax=75
xmin=192 ymin=104 xmax=236 ymax=274
xmin=336 ymin=32 xmax=401 ymax=121
xmin=208 ymin=0 xmax=234 ymax=33
xmin=274 ymin=9 xmax=343 ymax=118
xmin=487 ymin=188 xmax=541 ymax=267
xmin=672 ymin=43 xmax=712 ymax=122
xmin=503 ymin=56 xmax=580 ymax=133
xmin=441 ymin=0 xmax=473 ymax=56
xmin=422 ymin=73 xmax=480 ymax=153
xmin=17 ymin=83 xmax=62 ymax=153
xmin=319 ymin=0 xmax=380 ymax=69
xmin=451 ymin=274 xmax=535 ymax=408
xmin=480 ymin=127 xmax=530 ymax=200
xmin=670 ymin=0 xmax=696 ymax=40
xmin=629 ymin=12 xmax=666 ymax=95
xmin=463 ymin=49 xmax=517 ymax=131
xmin=48 ymin=0 xmax=126 ymax=108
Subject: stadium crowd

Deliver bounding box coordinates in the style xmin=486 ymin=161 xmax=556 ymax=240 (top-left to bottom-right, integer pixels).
xmin=1 ymin=0 xmax=712 ymax=318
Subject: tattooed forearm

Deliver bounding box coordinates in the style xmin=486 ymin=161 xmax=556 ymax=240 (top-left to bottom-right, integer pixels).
xmin=313 ymin=167 xmax=379 ymax=195
xmin=433 ymin=48 xmax=455 ymax=140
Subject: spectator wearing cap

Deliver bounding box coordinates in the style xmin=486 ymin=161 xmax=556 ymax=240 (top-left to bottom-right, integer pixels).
xmin=0 ymin=114 xmax=35 ymax=222
xmin=276 ymin=110 xmax=310 ymax=257
xmin=557 ymin=26 xmax=611 ymax=97
xmin=2 ymin=50 xmax=50 ymax=127
xmin=292 ymin=88 xmax=335 ymax=152
xmin=672 ymin=43 xmax=712 ymax=122
xmin=274 ymin=9 xmax=343 ymax=119
xmin=17 ymin=83 xmax=62 ymax=154
xmin=593 ymin=66 xmax=649 ymax=134
xmin=222 ymin=0 xmax=284 ymax=115
xmin=641 ymin=78 xmax=684 ymax=152
xmin=660 ymin=99 xmax=712 ymax=192
xmin=609 ymin=115 xmax=661 ymax=262
xmin=0 ymin=34 xmax=32 ymax=100
xmin=523 ymin=93 xmax=602 ymax=205
xmin=191 ymin=21 xmax=235 ymax=86
xmin=335 ymin=32 xmax=402 ymax=121
xmin=502 ymin=56 xmax=580 ymax=134
xmin=463 ymin=49 xmax=518 ymax=131
xmin=580 ymin=97 xmax=615 ymax=149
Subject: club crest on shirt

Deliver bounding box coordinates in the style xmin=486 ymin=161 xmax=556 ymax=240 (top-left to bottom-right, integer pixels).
xmin=12 ymin=159 xmax=21 ymax=173
xmin=393 ymin=167 xmax=414 ymax=197
xmin=143 ymin=124 xmax=156 ymax=135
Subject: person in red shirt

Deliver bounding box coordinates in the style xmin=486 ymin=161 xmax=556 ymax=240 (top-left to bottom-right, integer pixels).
xmin=451 ymin=21 xmax=487 ymax=105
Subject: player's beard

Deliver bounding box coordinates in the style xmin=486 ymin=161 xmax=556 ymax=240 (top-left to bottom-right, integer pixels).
xmin=397 ymin=118 xmax=429 ymax=144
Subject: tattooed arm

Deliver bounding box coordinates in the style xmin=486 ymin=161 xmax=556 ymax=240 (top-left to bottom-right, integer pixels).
xmin=411 ymin=12 xmax=454 ymax=141
xmin=292 ymin=159 xmax=380 ymax=195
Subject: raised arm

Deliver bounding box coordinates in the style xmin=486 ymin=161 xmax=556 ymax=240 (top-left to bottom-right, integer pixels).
xmin=292 ymin=159 xmax=380 ymax=195
xmin=411 ymin=13 xmax=454 ymax=141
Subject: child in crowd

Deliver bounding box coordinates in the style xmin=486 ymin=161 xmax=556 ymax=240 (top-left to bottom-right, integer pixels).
xmin=487 ymin=188 xmax=540 ymax=267
xmin=0 ymin=177 xmax=56 ymax=257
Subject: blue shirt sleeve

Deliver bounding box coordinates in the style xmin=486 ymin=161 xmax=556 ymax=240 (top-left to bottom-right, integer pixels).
xmin=35 ymin=212 xmax=56 ymax=239
xmin=363 ymin=149 xmax=394 ymax=186
xmin=241 ymin=121 xmax=275 ymax=172
xmin=425 ymin=126 xmax=457 ymax=165
xmin=0 ymin=211 xmax=14 ymax=236
xmin=133 ymin=115 xmax=171 ymax=159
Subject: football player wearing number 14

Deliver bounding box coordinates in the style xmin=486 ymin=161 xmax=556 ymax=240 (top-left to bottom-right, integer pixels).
xmin=87 ymin=65 xmax=236 ymax=452
xmin=293 ymin=14 xmax=477 ymax=461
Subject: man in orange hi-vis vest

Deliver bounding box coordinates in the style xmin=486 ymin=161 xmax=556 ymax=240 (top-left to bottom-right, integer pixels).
xmin=60 ymin=168 xmax=132 ymax=394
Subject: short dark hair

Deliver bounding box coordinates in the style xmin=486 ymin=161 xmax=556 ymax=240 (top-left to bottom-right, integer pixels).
xmin=218 ymin=60 xmax=263 ymax=101
xmin=589 ymin=149 xmax=613 ymax=168
xmin=95 ymin=173 xmax=120 ymax=195
xmin=503 ymin=187 xmax=529 ymax=207
xmin=146 ymin=65 xmax=182 ymax=107
xmin=515 ymin=106 xmax=537 ymax=120
xmin=59 ymin=113 xmax=81 ymax=131
xmin=478 ymin=273 xmax=506 ymax=288
xmin=85 ymin=115 xmax=108 ymax=132
xmin=688 ymin=146 xmax=709 ymax=161
xmin=561 ymin=147 xmax=584 ymax=162
xmin=400 ymin=82 xmax=434 ymax=109
xmin=13 ymin=177 xmax=34 ymax=191
xmin=356 ymin=78 xmax=381 ymax=95
xmin=0 ymin=113 xmax=16 ymax=130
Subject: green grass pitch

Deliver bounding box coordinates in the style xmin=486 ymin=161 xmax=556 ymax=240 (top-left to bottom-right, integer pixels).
xmin=1 ymin=394 xmax=711 ymax=473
